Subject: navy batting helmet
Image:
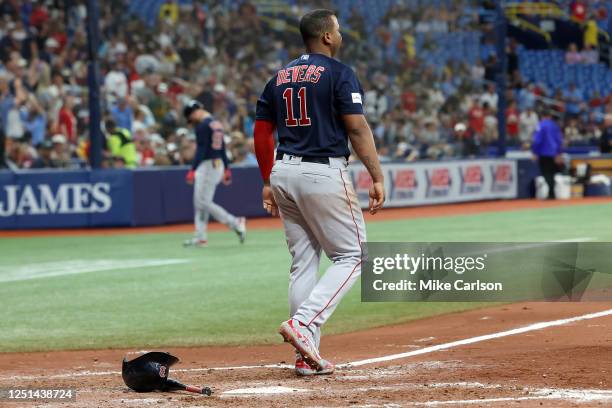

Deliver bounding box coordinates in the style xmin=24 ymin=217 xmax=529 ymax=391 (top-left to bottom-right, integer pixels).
xmin=121 ymin=351 xmax=179 ymax=392
xmin=183 ymin=100 xmax=203 ymax=121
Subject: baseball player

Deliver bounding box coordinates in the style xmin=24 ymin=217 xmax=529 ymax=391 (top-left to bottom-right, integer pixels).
xmin=254 ymin=9 xmax=385 ymax=376
xmin=183 ymin=101 xmax=246 ymax=247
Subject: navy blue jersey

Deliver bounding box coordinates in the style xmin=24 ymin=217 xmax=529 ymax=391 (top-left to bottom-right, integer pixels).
xmin=191 ymin=116 xmax=229 ymax=170
xmin=255 ymin=53 xmax=364 ymax=158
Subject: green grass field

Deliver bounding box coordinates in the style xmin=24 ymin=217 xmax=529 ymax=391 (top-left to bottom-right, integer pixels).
xmin=0 ymin=202 xmax=610 ymax=353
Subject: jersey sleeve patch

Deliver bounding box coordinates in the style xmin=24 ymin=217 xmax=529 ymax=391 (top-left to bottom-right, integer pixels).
xmin=351 ymin=93 xmax=362 ymax=104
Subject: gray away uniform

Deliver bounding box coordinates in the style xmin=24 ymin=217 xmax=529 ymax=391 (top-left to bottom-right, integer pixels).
xmin=255 ymin=52 xmax=368 ymax=341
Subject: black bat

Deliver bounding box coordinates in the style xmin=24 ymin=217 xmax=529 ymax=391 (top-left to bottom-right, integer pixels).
xmin=164 ymin=378 xmax=212 ymax=396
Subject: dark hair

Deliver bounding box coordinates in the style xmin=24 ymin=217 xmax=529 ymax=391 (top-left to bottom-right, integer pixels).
xmin=299 ymin=9 xmax=335 ymax=45
xmin=105 ymin=118 xmax=117 ymax=132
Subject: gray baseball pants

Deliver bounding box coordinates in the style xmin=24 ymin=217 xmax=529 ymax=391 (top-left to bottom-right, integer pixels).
xmin=193 ymin=159 xmax=239 ymax=241
xmin=270 ymin=154 xmax=366 ymax=345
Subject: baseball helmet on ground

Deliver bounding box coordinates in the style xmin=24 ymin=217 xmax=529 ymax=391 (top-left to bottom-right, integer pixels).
xmin=121 ymin=351 xmax=179 ymax=392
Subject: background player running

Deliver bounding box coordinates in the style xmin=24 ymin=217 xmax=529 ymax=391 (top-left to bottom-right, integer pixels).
xmin=183 ymin=101 xmax=246 ymax=247
xmin=254 ymin=9 xmax=385 ymax=376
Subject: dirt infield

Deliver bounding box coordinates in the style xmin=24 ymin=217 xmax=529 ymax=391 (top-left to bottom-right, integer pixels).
xmin=2 ymin=197 xmax=610 ymax=238
xmin=2 ymin=197 xmax=611 ymax=406
xmin=0 ymin=302 xmax=610 ymax=407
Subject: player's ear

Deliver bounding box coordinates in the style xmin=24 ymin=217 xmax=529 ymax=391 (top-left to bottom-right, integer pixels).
xmin=322 ymin=31 xmax=332 ymax=46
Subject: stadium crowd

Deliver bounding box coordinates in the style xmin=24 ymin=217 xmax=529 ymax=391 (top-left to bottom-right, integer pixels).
xmin=0 ymin=0 xmax=611 ymax=170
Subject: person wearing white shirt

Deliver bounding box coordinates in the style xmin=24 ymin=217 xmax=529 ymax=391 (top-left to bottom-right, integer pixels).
xmin=479 ymin=83 xmax=498 ymax=111
xmin=104 ymin=65 xmax=128 ymax=105
xmin=519 ymin=108 xmax=539 ymax=144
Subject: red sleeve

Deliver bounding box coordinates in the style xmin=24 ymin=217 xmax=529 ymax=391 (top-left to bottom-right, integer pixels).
xmin=254 ymin=119 xmax=276 ymax=183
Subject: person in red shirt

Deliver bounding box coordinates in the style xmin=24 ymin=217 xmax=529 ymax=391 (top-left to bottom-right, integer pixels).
xmin=589 ymin=90 xmax=604 ymax=109
xmin=468 ymin=100 xmax=485 ymax=137
xmin=506 ymin=101 xmax=520 ymax=143
xmin=571 ymin=1 xmax=587 ymax=23
xmin=30 ymin=3 xmax=49 ymax=29
xmin=57 ymin=95 xmax=77 ymax=144
xmin=137 ymin=134 xmax=156 ymax=166
xmin=401 ymin=89 xmax=417 ymax=113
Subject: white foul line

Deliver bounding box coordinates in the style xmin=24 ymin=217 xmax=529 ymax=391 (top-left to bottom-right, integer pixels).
xmin=409 ymin=388 xmax=612 ymax=406
xmin=1 ymin=364 xmax=294 ymax=381
xmin=1 ymin=308 xmax=610 ymax=381
xmin=553 ymin=237 xmax=594 ymax=242
xmin=0 ymin=259 xmax=191 ymax=283
xmin=338 ymin=308 xmax=612 ymax=367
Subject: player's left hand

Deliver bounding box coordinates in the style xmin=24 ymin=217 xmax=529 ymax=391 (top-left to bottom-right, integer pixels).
xmin=262 ymin=185 xmax=279 ymax=217
xmin=222 ymin=168 xmax=232 ymax=185
xmin=369 ymin=181 xmax=385 ymax=215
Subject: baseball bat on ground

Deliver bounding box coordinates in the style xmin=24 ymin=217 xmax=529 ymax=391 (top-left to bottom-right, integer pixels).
xmin=164 ymin=378 xmax=212 ymax=396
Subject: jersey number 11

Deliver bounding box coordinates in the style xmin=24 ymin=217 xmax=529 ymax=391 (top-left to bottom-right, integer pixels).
xmin=283 ymin=87 xmax=311 ymax=127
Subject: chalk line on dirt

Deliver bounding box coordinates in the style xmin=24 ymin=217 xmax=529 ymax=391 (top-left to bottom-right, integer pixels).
xmin=1 ymin=307 xmax=610 ymax=381
xmin=407 ymin=387 xmax=612 ymax=406
xmin=339 ymin=308 xmax=612 ymax=367
xmin=222 ymin=386 xmax=309 ymax=396
xmin=219 ymin=384 xmax=612 ymax=403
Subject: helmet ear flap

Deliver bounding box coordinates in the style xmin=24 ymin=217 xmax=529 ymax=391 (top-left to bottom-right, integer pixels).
xmin=121 ymin=352 xmax=180 ymax=392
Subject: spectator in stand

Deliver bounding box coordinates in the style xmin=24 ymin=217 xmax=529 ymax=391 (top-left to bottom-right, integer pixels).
xmin=519 ymin=106 xmax=539 ymax=145
xmin=518 ymin=82 xmax=537 ymax=111
xmin=552 ymin=89 xmax=567 ymax=116
xmin=50 ymin=134 xmax=71 ymax=168
xmin=421 ymin=119 xmax=447 ymax=159
xmin=563 ymin=83 xmax=584 ymax=118
xmin=110 ymin=97 xmax=134 ymax=132
xmin=571 ymin=0 xmax=588 ymax=23
xmin=20 ymin=94 xmax=46 ymax=146
xmin=104 ymin=61 xmax=128 ymax=105
xmin=480 ymin=83 xmax=498 ymax=112
xmin=589 ymin=90 xmax=607 ymax=115
xmin=580 ymin=44 xmax=598 ymax=64
xmin=483 ymin=54 xmax=497 ymax=82
xmin=584 ymin=14 xmax=599 ymax=49
xmin=364 ymin=79 xmax=388 ymax=125
xmin=584 ymin=121 xmax=602 ymax=144
xmin=453 ymin=122 xmax=479 ymax=158
xmin=393 ymin=135 xmax=419 ymax=162
xmin=57 ymin=95 xmax=77 ymax=144
xmin=592 ymin=1 xmax=609 ymax=30
xmin=5 ymin=138 xmax=27 ymax=169
xmin=565 ymin=43 xmax=583 ymax=64
xmin=468 ymin=99 xmax=485 ymax=139
xmin=532 ymin=109 xmax=563 ymax=200
xmin=401 ymin=87 xmax=417 ymax=114
xmin=482 ymin=102 xmax=498 ymax=145
xmin=30 ymin=139 xmax=54 ymax=168
xmin=104 ymin=119 xmax=137 ymax=168
xmin=506 ymin=101 xmax=520 ymax=144
xmin=470 ymin=59 xmax=485 ymax=86
xmin=564 ymin=117 xmax=582 ymax=144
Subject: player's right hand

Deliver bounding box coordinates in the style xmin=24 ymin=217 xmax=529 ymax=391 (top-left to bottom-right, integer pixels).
xmin=186 ymin=169 xmax=195 ymax=184
xmin=369 ymin=182 xmax=385 ymax=215
xmin=262 ymin=185 xmax=279 ymax=217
